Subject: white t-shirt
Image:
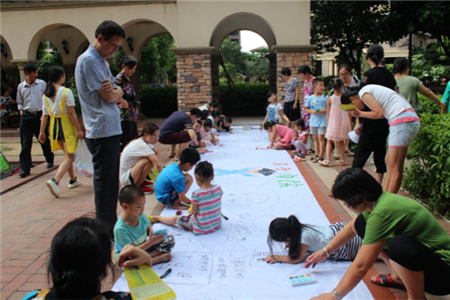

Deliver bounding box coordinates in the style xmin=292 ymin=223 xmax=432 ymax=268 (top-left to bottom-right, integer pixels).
xmin=359 ymin=84 xmax=412 ymax=122
xmin=42 ymin=87 xmax=75 ymax=116
xmin=120 ymin=139 xmax=155 ymax=185
xmin=198 ymin=104 xmax=208 ymax=111
xmin=301 ymin=225 xmax=334 ymax=253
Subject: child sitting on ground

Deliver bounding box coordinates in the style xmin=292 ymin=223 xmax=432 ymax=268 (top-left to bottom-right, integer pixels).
xmin=264 ymin=121 xmax=296 ymax=150
xmin=264 ymin=215 xmax=361 ymax=264
xmin=217 ymin=117 xmax=233 ymax=134
xmin=292 ymin=119 xmax=309 ymax=161
xmin=304 ymin=78 xmax=328 ymax=163
xmin=151 ymin=161 xmax=223 ymax=235
xmin=189 ymin=121 xmax=207 ymax=154
xmin=114 ymin=186 xmax=174 ymax=264
xmin=155 ymin=147 xmax=200 ymax=210
xmin=200 ymin=119 xmax=218 ymax=146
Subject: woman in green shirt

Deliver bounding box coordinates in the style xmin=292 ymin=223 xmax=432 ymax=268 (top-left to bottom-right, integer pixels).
xmin=393 ymin=57 xmax=447 ymax=113
xmin=306 ymin=168 xmax=450 ymax=300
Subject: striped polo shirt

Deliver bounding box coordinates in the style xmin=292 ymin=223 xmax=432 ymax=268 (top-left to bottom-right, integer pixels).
xmin=192 ymin=185 xmax=223 ymax=235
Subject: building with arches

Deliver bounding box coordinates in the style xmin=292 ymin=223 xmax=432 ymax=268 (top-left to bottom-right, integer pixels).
xmin=1 ymin=0 xmax=314 ymax=110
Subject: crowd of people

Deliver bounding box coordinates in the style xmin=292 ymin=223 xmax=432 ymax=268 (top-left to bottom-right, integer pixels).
xmin=12 ymin=19 xmax=449 ymax=300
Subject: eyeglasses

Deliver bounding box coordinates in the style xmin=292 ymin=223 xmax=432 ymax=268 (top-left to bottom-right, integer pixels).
xmin=151 ymin=134 xmax=159 ymax=137
xmin=340 ymin=73 xmax=350 ymax=77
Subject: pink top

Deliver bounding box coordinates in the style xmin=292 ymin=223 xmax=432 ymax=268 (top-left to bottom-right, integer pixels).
xmin=276 ymin=124 xmax=296 ymax=146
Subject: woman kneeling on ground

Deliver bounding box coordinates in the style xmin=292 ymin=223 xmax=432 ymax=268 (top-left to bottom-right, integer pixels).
xmin=119 ymin=123 xmax=163 ymax=194
xmin=306 ymin=168 xmax=450 ymax=300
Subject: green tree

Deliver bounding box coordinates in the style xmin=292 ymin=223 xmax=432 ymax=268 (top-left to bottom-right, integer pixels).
xmin=139 ymin=34 xmax=176 ymax=85
xmin=311 ymin=1 xmax=405 ymax=77
xmin=36 ymin=40 xmax=63 ymax=82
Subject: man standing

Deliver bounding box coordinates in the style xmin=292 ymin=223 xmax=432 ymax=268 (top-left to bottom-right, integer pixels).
xmin=16 ymin=63 xmax=54 ymax=178
xmin=75 ymin=20 xmax=125 ymax=227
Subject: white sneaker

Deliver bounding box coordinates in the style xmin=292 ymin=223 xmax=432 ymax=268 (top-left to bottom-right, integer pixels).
xmin=68 ymin=177 xmax=81 ymax=189
xmin=46 ymin=179 xmax=60 ymax=198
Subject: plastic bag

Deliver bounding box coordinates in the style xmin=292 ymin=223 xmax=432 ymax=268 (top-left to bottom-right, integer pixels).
xmin=74 ymin=139 xmax=93 ymax=178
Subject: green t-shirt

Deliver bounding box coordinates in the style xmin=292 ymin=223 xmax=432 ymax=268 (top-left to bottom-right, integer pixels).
xmin=114 ymin=213 xmax=151 ymax=259
xmin=396 ymin=76 xmax=423 ymax=112
xmin=362 ymin=191 xmax=450 ymax=266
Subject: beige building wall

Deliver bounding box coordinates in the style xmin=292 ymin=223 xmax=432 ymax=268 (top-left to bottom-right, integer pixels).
xmin=1 ymin=0 xmax=314 ymax=110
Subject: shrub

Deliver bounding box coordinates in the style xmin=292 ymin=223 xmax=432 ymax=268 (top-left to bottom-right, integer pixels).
xmin=66 ymin=77 xmax=81 ymax=117
xmin=219 ymin=82 xmax=270 ymax=116
xmin=417 ymin=93 xmax=443 ymax=116
xmin=140 ymin=85 xmax=177 ymax=118
xmin=402 ymin=112 xmax=450 ymax=218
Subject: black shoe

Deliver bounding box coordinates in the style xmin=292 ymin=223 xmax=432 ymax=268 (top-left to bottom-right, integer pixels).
xmin=47 ymin=162 xmax=54 ymax=169
xmin=30 ymin=163 xmax=36 ymax=168
xmin=19 ymin=170 xmax=30 ymax=178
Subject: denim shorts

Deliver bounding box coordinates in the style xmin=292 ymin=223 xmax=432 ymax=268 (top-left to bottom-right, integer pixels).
xmin=389 ymin=121 xmax=420 ymax=148
xmin=158 ymin=188 xmax=179 ymax=206
xmin=310 ymin=127 xmax=326 ymax=135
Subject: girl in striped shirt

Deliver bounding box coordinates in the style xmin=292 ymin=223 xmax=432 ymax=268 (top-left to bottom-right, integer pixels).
xmin=152 ymin=161 xmax=223 ymax=235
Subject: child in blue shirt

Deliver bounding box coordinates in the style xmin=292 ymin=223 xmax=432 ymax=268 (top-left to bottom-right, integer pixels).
xmin=155 ymin=147 xmax=200 ymax=210
xmin=114 ymin=185 xmax=175 ymax=264
xmin=305 ymin=78 xmax=328 ymax=162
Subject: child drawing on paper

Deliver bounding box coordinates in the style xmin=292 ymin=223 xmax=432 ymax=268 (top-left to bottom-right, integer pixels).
xmin=264 ymin=215 xmax=361 ymax=264
xmin=215 ymin=168 xmax=276 ymax=177
xmin=151 ymin=161 xmax=223 ymax=235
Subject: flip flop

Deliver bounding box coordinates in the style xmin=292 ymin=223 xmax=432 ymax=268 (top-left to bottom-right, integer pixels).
xmin=168 ymin=154 xmax=175 ymax=158
xmin=371 ymin=274 xmax=406 ymax=291
xmin=293 ymin=156 xmax=306 ymax=162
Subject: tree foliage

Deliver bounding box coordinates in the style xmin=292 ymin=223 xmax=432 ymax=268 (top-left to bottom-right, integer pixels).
xmin=36 ymin=41 xmax=63 ymax=82
xmin=311 ymin=1 xmax=402 ymax=78
xmin=219 ymin=38 xmax=269 ymax=83
xmin=311 ymin=1 xmax=450 ymax=77
xmin=139 ymin=34 xmax=177 ymax=85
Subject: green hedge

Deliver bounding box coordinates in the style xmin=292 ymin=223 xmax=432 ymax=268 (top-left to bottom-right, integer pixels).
xmin=402 ymin=94 xmax=449 ymax=217
xmin=140 ymin=86 xmax=177 ymax=118
xmin=219 ymin=82 xmax=270 ymax=116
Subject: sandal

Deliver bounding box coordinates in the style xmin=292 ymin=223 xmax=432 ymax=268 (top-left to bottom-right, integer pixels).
xmin=168 ymin=154 xmax=175 ymax=158
xmin=312 ymin=157 xmax=323 ymax=163
xmin=371 ymin=274 xmax=406 ymax=291
xmin=338 ymin=160 xmax=345 ymax=166
xmin=333 ymin=150 xmax=340 ymax=159
xmin=309 ymin=155 xmax=319 ymax=161
xmin=318 ymin=160 xmax=330 ymax=167
xmin=345 ymin=149 xmax=354 ymax=156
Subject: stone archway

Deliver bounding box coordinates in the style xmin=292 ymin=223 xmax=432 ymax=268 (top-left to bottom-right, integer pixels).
xmin=120 ymin=19 xmax=175 ymax=109
xmin=1 ymin=36 xmax=18 ymax=85
xmin=209 ymin=13 xmax=277 ymax=103
xmin=25 ymin=24 xmax=89 ymax=81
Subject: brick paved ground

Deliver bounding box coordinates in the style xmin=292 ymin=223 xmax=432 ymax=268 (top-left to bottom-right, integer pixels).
xmin=1 ymin=118 xmax=449 ymax=300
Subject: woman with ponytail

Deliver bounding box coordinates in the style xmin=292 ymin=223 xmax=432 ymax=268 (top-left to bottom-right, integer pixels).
xmin=22 ymin=215 xmax=151 ymax=300
xmin=351 ymin=44 xmax=397 ymax=185
xmin=264 ymin=215 xmax=361 ymax=264
xmin=393 ymin=57 xmax=446 ymax=113
xmin=119 ymin=123 xmax=163 ymax=194
xmin=116 ymin=55 xmax=138 ymax=151
xmin=39 ymin=66 xmax=84 ymax=198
